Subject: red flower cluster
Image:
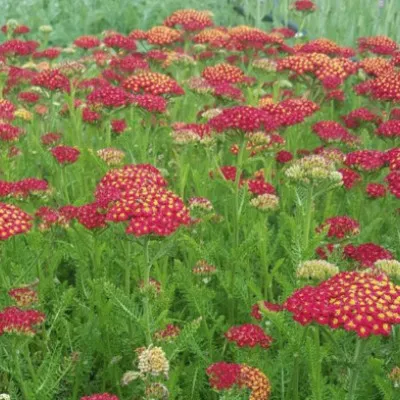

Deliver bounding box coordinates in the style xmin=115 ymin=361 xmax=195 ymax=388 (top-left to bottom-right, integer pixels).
xmin=0 ymin=99 xmax=15 ymax=120
xmin=345 ymin=150 xmax=386 ymax=172
xmin=376 ymin=120 xmax=400 ymax=139
xmin=87 ymin=85 xmax=130 ymax=108
xmin=51 ymin=145 xmax=80 ymax=164
xmin=32 ymin=69 xmax=70 ymax=92
xmin=146 ymin=26 xmax=181 ymax=45
xmin=284 ymin=271 xmax=400 ymax=337
xmin=369 ymin=72 xmax=400 ymax=102
xmin=338 ymin=168 xmax=362 ymax=189
xmin=0 ymin=123 xmax=23 ymax=141
xmin=0 ymin=202 xmax=32 ymax=240
xmin=386 ymin=171 xmax=400 ymax=198
xmin=276 ymin=150 xmax=293 ymax=163
xmin=358 ymin=36 xmax=398 ymax=55
xmin=312 ymin=121 xmax=357 ymax=144
xmin=366 ymin=183 xmax=387 ymax=198
xmin=344 ymin=243 xmax=393 ymax=268
xmin=202 ymin=63 xmax=245 ymax=84
xmin=342 ymin=107 xmax=381 ymax=129
xmin=0 ymin=178 xmax=49 ymax=198
xmin=131 ymin=94 xmax=167 ymax=113
xmin=292 ymin=0 xmax=316 ymax=12
xmin=225 ymin=323 xmax=273 ymax=349
xmin=0 ymin=39 xmax=39 ymax=56
xmin=81 ymin=394 xmax=119 ymax=400
xmin=208 ymin=106 xmax=278 ymax=133
xmin=154 ymin=324 xmax=181 ymax=341
xmin=164 ymin=9 xmax=214 ymax=31
xmin=18 ymin=91 xmax=40 ymax=104
xmin=74 ymin=35 xmax=101 ymax=49
xmin=207 ymin=362 xmax=271 ymax=399
xmin=33 ymin=48 xmax=61 ymax=60
xmin=96 ymin=164 xmax=190 ymax=236
xmin=251 ymin=301 xmax=283 ymax=320
xmin=123 ymin=71 xmax=184 ymax=96
xmin=317 ymin=216 xmax=360 ymax=240
xmin=103 ymin=33 xmax=136 ymax=51
xmin=247 ymin=178 xmax=276 ymax=196
xmin=41 ymin=132 xmax=62 ymax=146
xmin=0 ymin=306 xmax=45 ymax=335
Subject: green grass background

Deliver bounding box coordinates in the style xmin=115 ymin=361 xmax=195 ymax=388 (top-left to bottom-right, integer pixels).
xmin=0 ymin=0 xmax=399 ymax=46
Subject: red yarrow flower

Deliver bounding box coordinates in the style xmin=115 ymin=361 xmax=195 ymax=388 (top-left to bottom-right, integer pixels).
xmin=51 ymin=145 xmax=80 ymax=165
xmin=344 ymin=243 xmax=393 ymax=268
xmin=366 ymin=183 xmax=387 ymax=198
xmin=0 ymin=202 xmax=32 ymax=240
xmin=317 ymin=216 xmax=360 ymax=240
xmin=0 ymin=306 xmax=45 ymax=336
xmin=80 ymin=394 xmax=119 ymax=400
xmin=376 ymin=120 xmax=400 ymax=139
xmin=225 ymin=323 xmax=273 ymax=349
xmin=284 ymin=271 xmax=400 ymax=337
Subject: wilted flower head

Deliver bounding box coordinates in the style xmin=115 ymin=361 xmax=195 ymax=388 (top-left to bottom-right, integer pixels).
xmin=192 ymin=259 xmax=217 ymax=275
xmin=80 ymin=394 xmax=119 ymax=400
xmin=8 ymin=287 xmax=38 ymax=307
xmin=97 ymin=148 xmax=125 ymax=166
xmin=285 ymin=155 xmax=342 ymax=184
xmin=297 ymin=260 xmax=339 ymax=281
xmin=154 ymin=324 xmax=181 ymax=341
xmin=373 ymin=259 xmax=400 ymax=279
xmin=137 ymin=345 xmax=169 ymax=378
xmin=250 ymin=194 xmax=279 ymax=211
xmin=389 ymin=366 xmax=400 ymax=388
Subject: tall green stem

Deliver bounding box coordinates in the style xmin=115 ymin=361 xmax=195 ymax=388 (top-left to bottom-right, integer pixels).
xmin=229 ymin=139 xmax=247 ymax=322
xmin=143 ymin=237 xmax=152 ymax=344
xmin=303 ymin=186 xmax=314 ymax=255
xmin=347 ymin=339 xmax=367 ymax=400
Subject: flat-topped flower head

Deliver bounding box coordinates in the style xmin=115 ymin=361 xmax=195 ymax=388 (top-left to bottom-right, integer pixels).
xmin=123 ymin=71 xmax=184 ymax=96
xmin=345 ymin=150 xmax=386 ymax=172
xmin=74 ymin=35 xmax=101 ymax=49
xmin=312 ymin=121 xmax=357 ymax=145
xmin=32 ymin=69 xmax=70 ymax=92
xmin=386 ymin=171 xmax=400 ymax=198
xmin=146 ymin=26 xmax=181 ymax=45
xmin=164 ymin=9 xmax=213 ymax=31
xmin=208 ymin=106 xmax=278 ymax=133
xmin=137 ymin=345 xmax=169 ymax=378
xmin=284 ymin=271 xmax=400 ymax=337
xmin=207 ymin=362 xmax=271 ymax=399
xmin=80 ymin=394 xmax=119 ymax=400
xmin=358 ymin=35 xmax=398 ymax=55
xmin=51 ymin=145 xmax=80 ymax=165
xmin=344 ymin=243 xmax=394 ymax=268
xmin=285 ymin=155 xmax=342 ymax=184
xmin=377 ymin=120 xmax=400 ymax=139
xmin=296 ymin=260 xmax=339 ymax=281
xmin=225 ymin=323 xmax=273 ymax=349
xmin=97 ymin=148 xmax=125 ymax=166
xmin=8 ymin=287 xmax=38 ymax=307
xmin=0 ymin=203 xmax=32 ymax=240
xmin=292 ymin=0 xmax=316 ymax=12
xmin=0 ymin=306 xmax=45 ymax=336
xmin=366 ymin=183 xmax=386 ymax=198
xmin=202 ymin=63 xmax=245 ymax=84
xmin=317 ymin=216 xmax=360 ymax=240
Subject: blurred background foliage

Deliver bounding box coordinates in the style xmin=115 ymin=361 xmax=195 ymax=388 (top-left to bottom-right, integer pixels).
xmin=0 ymin=0 xmax=399 ymax=46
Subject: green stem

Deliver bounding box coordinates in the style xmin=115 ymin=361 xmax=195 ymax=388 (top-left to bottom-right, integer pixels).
xmin=143 ymin=237 xmax=152 ymax=345
xmin=303 ymin=186 xmax=314 ymax=255
xmin=229 ymin=139 xmax=247 ymax=322
xmin=291 ymin=325 xmax=310 ymax=400
xmin=347 ymin=339 xmax=367 ymax=400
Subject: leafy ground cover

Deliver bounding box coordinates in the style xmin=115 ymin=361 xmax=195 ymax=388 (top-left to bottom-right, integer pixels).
xmin=0 ymin=2 xmax=400 ymax=400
